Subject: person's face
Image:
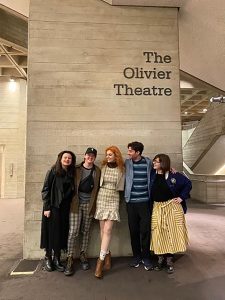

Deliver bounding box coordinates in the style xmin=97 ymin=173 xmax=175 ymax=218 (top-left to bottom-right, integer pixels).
xmin=152 ymin=158 xmax=161 ymax=171
xmin=84 ymin=153 xmax=96 ymax=164
xmin=61 ymin=153 xmax=72 ymax=168
xmin=127 ymin=147 xmax=140 ymax=160
xmin=106 ymin=150 xmax=116 ymax=163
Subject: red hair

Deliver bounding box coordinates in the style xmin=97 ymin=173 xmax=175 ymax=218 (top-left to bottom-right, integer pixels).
xmin=102 ymin=146 xmax=124 ymax=173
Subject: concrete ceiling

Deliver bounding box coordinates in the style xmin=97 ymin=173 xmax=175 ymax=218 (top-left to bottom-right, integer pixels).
xmin=0 ymin=4 xmax=28 ymax=79
xmin=0 ymin=1 xmax=224 ymax=126
xmin=0 ymin=0 xmax=29 ymax=17
xmin=0 ymin=42 xmax=27 ymax=79
xmin=180 ymin=71 xmax=224 ymax=126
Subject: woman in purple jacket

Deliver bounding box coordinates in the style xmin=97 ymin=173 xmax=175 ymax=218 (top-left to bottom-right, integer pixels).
xmin=150 ymin=153 xmax=192 ymax=274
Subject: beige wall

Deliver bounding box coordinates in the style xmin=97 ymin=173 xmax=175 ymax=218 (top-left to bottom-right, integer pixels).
xmin=0 ymin=78 xmax=26 ymax=199
xmin=25 ymin=0 xmax=181 ymax=258
xmin=179 ymin=0 xmax=225 ymax=91
xmin=102 ymin=0 xmax=181 ymax=7
xmin=189 ymin=174 xmax=225 ymax=204
xmin=182 ymin=127 xmax=195 ymax=147
xmin=193 ymin=135 xmax=225 ymax=175
xmin=183 ymin=104 xmax=225 ymax=169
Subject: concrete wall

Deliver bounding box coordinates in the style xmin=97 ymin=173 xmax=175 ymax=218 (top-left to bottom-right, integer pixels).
xmin=179 ymin=0 xmax=225 ymax=91
xmin=182 ymin=127 xmax=195 ymax=147
xmin=189 ymin=174 xmax=225 ymax=204
xmin=0 ymin=78 xmax=26 ymax=199
xmin=25 ymin=0 xmax=181 ymax=258
xmin=183 ymin=164 xmax=225 ymax=204
xmin=183 ymin=104 xmax=225 ymax=169
xmin=194 ymin=135 xmax=225 ymax=175
xmin=102 ymin=0 xmax=182 ymax=7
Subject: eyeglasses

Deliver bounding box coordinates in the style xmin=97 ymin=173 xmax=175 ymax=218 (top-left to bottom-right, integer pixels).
xmin=153 ymin=160 xmax=160 ymax=164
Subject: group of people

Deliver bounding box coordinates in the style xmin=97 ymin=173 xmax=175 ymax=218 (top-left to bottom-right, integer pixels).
xmin=40 ymin=141 xmax=192 ymax=278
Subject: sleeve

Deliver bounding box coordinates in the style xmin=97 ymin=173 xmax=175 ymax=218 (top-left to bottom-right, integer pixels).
xmin=177 ymin=173 xmax=192 ymax=201
xmin=41 ymin=169 xmax=54 ymax=211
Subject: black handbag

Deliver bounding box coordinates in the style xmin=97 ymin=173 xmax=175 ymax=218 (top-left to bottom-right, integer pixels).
xmin=78 ymin=167 xmax=94 ymax=193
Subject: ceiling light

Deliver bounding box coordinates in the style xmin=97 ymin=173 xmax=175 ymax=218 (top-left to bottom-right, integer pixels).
xmin=180 ymin=80 xmax=194 ymax=89
xmin=8 ymin=78 xmax=17 ymax=92
xmin=203 ymin=108 xmax=207 ymax=113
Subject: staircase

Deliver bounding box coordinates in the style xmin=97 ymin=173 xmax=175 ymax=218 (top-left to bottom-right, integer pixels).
xmin=183 ymin=104 xmax=225 ymax=169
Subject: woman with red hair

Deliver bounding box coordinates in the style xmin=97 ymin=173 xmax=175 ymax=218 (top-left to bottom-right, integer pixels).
xmin=94 ymin=146 xmax=125 ymax=278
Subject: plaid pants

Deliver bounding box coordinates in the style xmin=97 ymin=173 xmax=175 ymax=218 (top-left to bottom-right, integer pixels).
xmin=67 ymin=203 xmax=93 ymax=256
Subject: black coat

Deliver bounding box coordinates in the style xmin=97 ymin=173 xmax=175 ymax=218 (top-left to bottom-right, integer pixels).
xmin=41 ymin=168 xmax=75 ymax=210
xmin=40 ymin=168 xmax=75 ymax=252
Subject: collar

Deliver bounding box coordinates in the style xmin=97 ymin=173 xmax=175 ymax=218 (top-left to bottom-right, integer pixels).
xmin=156 ymin=170 xmax=169 ymax=180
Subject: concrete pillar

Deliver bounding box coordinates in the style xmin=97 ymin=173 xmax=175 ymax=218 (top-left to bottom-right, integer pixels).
xmin=24 ymin=0 xmax=181 ymax=258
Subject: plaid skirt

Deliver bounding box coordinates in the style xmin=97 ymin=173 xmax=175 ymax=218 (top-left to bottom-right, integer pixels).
xmin=94 ymin=187 xmax=120 ymax=221
xmin=95 ymin=167 xmax=120 ymax=221
xmin=150 ymin=200 xmax=188 ymax=255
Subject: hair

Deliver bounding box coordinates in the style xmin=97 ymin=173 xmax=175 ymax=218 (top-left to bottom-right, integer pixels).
xmin=127 ymin=141 xmax=144 ymax=155
xmin=102 ymin=146 xmax=124 ymax=172
xmin=53 ymin=150 xmax=76 ymax=177
xmin=153 ymin=153 xmax=171 ymax=174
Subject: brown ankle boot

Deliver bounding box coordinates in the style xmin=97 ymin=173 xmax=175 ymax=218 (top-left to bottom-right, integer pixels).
xmin=95 ymin=258 xmax=104 ymax=278
xmin=104 ymin=251 xmax=111 ymax=270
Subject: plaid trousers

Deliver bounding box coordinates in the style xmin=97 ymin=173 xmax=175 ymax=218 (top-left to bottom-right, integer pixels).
xmin=67 ymin=203 xmax=93 ymax=256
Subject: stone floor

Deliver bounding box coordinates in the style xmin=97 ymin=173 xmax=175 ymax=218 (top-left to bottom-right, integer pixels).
xmin=0 ymin=198 xmax=225 ymax=300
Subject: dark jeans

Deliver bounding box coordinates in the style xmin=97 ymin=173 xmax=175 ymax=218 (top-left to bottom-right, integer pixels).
xmin=126 ymin=202 xmax=151 ymax=259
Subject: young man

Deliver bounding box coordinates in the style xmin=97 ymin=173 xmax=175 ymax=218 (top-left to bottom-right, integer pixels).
xmin=64 ymin=147 xmax=101 ymax=276
xmin=125 ymin=141 xmax=153 ymax=271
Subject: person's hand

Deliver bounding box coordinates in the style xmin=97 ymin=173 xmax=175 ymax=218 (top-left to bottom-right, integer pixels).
xmin=171 ymin=167 xmax=177 ymax=174
xmin=44 ymin=210 xmax=51 ymax=218
xmin=173 ymin=197 xmax=183 ymax=204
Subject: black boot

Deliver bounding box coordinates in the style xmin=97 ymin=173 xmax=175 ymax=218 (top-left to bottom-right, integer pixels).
xmin=166 ymin=256 xmax=174 ymax=274
xmin=44 ymin=256 xmax=54 ymax=272
xmin=53 ymin=256 xmax=65 ymax=272
xmin=64 ymin=255 xmax=74 ymax=276
xmin=154 ymin=255 xmax=165 ymax=271
xmin=80 ymin=251 xmax=90 ymax=271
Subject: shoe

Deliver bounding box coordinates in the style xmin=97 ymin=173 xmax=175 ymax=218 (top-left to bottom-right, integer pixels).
xmin=166 ymin=257 xmax=174 ymax=274
xmin=80 ymin=252 xmax=89 ymax=271
xmin=154 ymin=255 xmax=165 ymax=271
xmin=95 ymin=258 xmax=104 ymax=279
xmin=142 ymin=258 xmax=154 ymax=271
xmin=64 ymin=255 xmax=74 ymax=276
xmin=44 ymin=256 xmax=54 ymax=272
xmin=104 ymin=251 xmax=111 ymax=270
xmin=53 ymin=256 xmax=65 ymax=272
xmin=129 ymin=257 xmax=142 ymax=268
xmin=166 ymin=265 xmax=174 ymax=274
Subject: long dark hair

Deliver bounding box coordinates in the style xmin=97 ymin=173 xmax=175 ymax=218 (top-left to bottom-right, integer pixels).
xmin=52 ymin=150 xmax=76 ymax=177
xmin=153 ymin=153 xmax=171 ymax=174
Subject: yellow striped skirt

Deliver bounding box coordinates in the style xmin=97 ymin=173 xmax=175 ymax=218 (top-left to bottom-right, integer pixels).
xmin=150 ymin=200 xmax=188 ymax=255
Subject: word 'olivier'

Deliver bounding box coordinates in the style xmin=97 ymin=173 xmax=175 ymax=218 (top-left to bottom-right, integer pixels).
xmin=114 ymin=51 xmax=173 ymax=96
